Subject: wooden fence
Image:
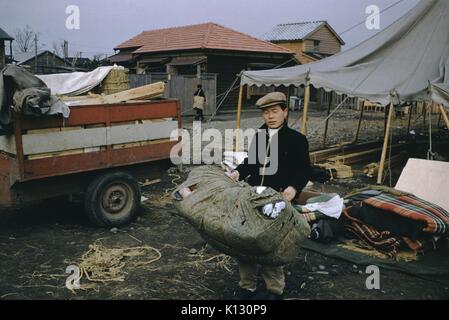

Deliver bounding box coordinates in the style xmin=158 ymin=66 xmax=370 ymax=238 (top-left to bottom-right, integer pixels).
xmin=129 ymin=73 xmax=217 ymax=116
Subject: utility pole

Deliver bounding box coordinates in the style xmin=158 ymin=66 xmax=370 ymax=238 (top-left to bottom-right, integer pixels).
xmin=34 ymin=34 xmax=38 ymax=73
xmin=63 ymin=40 xmax=68 ymax=59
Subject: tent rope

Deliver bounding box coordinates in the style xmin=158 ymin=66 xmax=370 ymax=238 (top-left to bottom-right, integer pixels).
xmin=208 ymin=76 xmax=240 ymax=122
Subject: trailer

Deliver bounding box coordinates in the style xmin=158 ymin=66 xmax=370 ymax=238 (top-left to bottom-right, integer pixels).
xmin=0 ymin=98 xmax=181 ymax=227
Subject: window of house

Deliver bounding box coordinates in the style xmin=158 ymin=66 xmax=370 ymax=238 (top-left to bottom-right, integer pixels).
xmin=313 ymin=40 xmax=320 ymax=52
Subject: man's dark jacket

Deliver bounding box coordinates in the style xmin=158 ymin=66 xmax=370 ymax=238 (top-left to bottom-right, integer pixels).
xmin=236 ymin=123 xmax=312 ymax=194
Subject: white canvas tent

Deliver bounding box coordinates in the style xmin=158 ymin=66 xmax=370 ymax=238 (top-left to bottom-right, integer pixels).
xmin=241 ymin=0 xmax=449 ymax=109
xmin=235 ymin=0 xmax=449 ymax=184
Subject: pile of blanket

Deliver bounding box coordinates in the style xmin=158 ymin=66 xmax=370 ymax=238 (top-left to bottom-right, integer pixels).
xmin=343 ymin=187 xmax=449 ymax=257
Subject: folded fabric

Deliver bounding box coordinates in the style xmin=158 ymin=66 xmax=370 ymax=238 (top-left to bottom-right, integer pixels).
xmin=346 ymin=190 xmax=383 ymax=203
xmin=347 ymin=205 xmax=427 ymax=240
xmin=309 ymin=218 xmax=344 ymax=243
xmin=343 ymin=209 xmax=406 ymax=257
xmin=302 ymin=194 xmax=344 ymax=219
xmin=363 ymin=193 xmax=449 ymax=236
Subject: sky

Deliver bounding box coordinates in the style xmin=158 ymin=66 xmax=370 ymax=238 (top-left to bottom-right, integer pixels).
xmin=1 ymin=0 xmax=420 ymax=58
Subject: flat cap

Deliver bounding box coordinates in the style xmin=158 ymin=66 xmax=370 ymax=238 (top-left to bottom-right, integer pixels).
xmin=256 ymin=92 xmax=287 ymax=109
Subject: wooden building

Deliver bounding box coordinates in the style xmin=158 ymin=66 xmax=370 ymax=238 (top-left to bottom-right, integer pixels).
xmin=264 ymin=21 xmax=345 ymax=107
xmin=15 ymin=50 xmax=81 ymax=75
xmin=263 ymin=21 xmax=345 ymax=64
xmin=0 ymin=27 xmax=14 ymax=69
xmin=111 ymin=22 xmax=296 ymax=109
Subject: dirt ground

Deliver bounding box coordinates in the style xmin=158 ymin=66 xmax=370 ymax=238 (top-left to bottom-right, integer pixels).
xmin=1 ymin=109 xmax=448 ymax=300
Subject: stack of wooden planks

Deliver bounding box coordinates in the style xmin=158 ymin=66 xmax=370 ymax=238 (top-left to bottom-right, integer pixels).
xmin=61 ymin=82 xmax=165 ymax=106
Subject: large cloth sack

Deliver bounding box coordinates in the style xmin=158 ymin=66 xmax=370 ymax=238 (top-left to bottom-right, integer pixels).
xmin=193 ymin=96 xmax=205 ymax=110
xmin=172 ymin=166 xmax=311 ymax=266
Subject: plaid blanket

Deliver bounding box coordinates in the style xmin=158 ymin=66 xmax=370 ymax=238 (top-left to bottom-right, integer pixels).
xmin=343 ymin=209 xmax=436 ymax=255
xmin=343 ymin=209 xmax=403 ymax=257
xmin=363 ymin=193 xmax=449 ymax=236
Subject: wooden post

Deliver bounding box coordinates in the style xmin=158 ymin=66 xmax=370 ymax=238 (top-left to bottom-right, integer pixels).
xmin=322 ymin=91 xmax=334 ymax=146
xmin=286 ymin=85 xmax=292 ymax=110
xmin=353 ymin=100 xmax=366 ymax=143
xmin=235 ymin=85 xmax=244 ymax=151
xmin=377 ymin=103 xmax=394 ymax=185
xmin=439 ymin=104 xmax=449 ymax=129
xmin=14 ymin=114 xmax=25 ymax=180
xmin=423 ymin=102 xmax=427 ymax=127
xmin=301 ymin=75 xmax=311 ymax=135
xmin=406 ymin=103 xmax=413 ymax=133
xmin=383 ymin=105 xmax=389 ymax=137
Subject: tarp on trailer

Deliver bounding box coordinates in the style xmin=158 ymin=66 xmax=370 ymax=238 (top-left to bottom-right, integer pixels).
xmin=37 ymin=65 xmax=125 ymax=96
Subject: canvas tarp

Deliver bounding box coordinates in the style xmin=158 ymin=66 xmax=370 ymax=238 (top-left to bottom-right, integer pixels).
xmin=0 ymin=65 xmax=70 ymax=131
xmin=241 ymin=0 xmax=449 ymax=109
xmin=172 ymin=166 xmax=311 ymax=266
xmin=37 ymin=65 xmax=124 ymax=96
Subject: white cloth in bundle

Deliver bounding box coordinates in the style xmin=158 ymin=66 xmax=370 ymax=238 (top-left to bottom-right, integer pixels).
xmin=303 ymin=195 xmax=344 ymax=219
xmin=262 ymin=201 xmax=286 ymax=219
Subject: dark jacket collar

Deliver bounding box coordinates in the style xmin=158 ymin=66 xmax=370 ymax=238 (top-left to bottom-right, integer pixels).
xmin=259 ymin=122 xmax=289 ymax=133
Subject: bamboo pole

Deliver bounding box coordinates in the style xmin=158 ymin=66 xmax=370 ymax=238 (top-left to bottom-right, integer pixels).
xmin=322 ymin=91 xmax=334 ymax=146
xmin=383 ymin=105 xmax=389 ymax=138
xmin=353 ymin=100 xmax=366 ymax=143
xmin=439 ymin=104 xmax=449 ymax=130
xmin=301 ymin=76 xmax=311 ymax=135
xmin=286 ymin=85 xmax=292 ymax=110
xmin=377 ymin=103 xmax=394 ymax=185
xmin=406 ymin=103 xmax=413 ymax=133
xmin=235 ymin=85 xmax=244 ymax=151
xmin=423 ymin=102 xmax=427 ymax=127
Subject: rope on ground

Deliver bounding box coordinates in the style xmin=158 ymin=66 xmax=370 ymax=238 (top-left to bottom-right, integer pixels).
xmin=162 ymin=168 xmax=183 ymax=198
xmin=187 ymin=247 xmax=232 ymax=273
xmin=76 ymin=239 xmax=162 ymax=285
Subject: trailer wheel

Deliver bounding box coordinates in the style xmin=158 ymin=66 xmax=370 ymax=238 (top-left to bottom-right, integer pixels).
xmin=85 ymin=171 xmax=141 ymax=227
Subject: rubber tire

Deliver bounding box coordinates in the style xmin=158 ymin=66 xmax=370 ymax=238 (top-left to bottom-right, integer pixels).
xmin=84 ymin=171 xmax=141 ymax=227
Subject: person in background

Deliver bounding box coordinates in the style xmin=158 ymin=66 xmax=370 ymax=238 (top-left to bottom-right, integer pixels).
xmin=193 ymin=84 xmax=206 ymax=121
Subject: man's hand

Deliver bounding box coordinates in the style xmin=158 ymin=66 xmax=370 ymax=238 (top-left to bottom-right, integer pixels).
xmin=226 ymin=170 xmax=240 ymax=182
xmin=282 ymin=186 xmax=297 ymax=202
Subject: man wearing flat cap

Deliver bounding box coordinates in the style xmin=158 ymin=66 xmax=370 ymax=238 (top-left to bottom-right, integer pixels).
xmin=227 ymin=91 xmax=312 ymax=300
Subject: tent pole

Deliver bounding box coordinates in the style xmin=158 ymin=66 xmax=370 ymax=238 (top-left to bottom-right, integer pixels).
xmin=383 ymin=105 xmax=389 ymax=137
xmin=301 ymin=76 xmax=311 ymax=135
xmin=286 ymin=85 xmax=292 ymax=110
xmin=439 ymin=104 xmax=449 ymax=130
xmin=377 ymin=103 xmax=394 ymax=185
xmin=423 ymin=102 xmax=427 ymax=127
xmin=322 ymin=91 xmax=334 ymax=146
xmin=406 ymin=103 xmax=413 ymax=133
xmin=235 ymin=85 xmax=244 ymax=151
xmin=353 ymin=100 xmax=366 ymax=143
